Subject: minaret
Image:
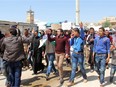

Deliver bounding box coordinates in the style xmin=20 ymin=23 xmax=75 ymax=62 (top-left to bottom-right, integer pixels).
xmin=26 ymin=7 xmax=34 ymax=24
xmin=76 ymin=0 xmax=80 ymax=25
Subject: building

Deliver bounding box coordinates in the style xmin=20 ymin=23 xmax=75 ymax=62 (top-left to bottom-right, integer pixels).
xmin=51 ymin=23 xmax=61 ymax=30
xmin=99 ymin=16 xmax=116 ymax=25
xmin=0 ymin=8 xmax=37 ymax=34
xmin=0 ymin=20 xmax=37 ymax=34
xmin=26 ymin=9 xmax=34 ymax=24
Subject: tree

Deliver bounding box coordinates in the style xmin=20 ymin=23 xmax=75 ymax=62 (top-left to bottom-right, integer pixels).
xmin=102 ymin=20 xmax=111 ymax=28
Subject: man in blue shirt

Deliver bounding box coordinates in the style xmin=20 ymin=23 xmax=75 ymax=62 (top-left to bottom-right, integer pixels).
xmin=67 ymin=27 xmax=87 ymax=86
xmin=93 ymin=27 xmax=110 ymax=87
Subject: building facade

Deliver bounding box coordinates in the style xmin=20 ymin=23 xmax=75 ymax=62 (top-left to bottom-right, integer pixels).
xmin=99 ymin=16 xmax=116 ymax=25
xmin=0 ymin=20 xmax=37 ymax=34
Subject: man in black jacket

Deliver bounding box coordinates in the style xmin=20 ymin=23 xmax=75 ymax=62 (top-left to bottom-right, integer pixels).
xmin=1 ymin=28 xmax=34 ymax=87
xmin=0 ymin=30 xmax=5 ymax=74
xmin=86 ymin=27 xmax=95 ymax=72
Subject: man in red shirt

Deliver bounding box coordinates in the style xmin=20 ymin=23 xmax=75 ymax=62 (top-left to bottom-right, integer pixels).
xmin=48 ymin=29 xmax=70 ymax=85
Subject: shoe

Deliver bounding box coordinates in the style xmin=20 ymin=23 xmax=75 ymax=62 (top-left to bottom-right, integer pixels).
xmin=53 ymin=71 xmax=59 ymax=76
xmin=90 ymin=69 xmax=94 ymax=73
xmin=100 ymin=82 xmax=105 ymax=87
xmin=110 ymin=77 xmax=113 ymax=83
xmin=83 ymin=79 xmax=88 ymax=83
xmin=32 ymin=72 xmax=37 ymax=75
xmin=46 ymin=74 xmax=49 ymax=81
xmin=60 ymin=78 xmax=64 ymax=85
xmin=67 ymin=81 xmax=74 ymax=86
xmin=100 ymin=84 xmax=104 ymax=87
xmin=106 ymin=65 xmax=109 ymax=69
xmin=98 ymin=76 xmax=100 ymax=80
xmin=41 ymin=66 xmax=45 ymax=72
xmin=6 ymin=83 xmax=10 ymax=87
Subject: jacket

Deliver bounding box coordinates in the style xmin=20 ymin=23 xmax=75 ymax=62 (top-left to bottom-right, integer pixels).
xmin=1 ymin=34 xmax=33 ymax=62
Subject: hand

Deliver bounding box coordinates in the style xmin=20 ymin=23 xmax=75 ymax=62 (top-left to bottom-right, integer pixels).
xmin=45 ymin=30 xmax=49 ymax=35
xmin=70 ymin=33 xmax=74 ymax=38
xmin=32 ymin=29 xmax=35 ymax=34
xmin=65 ymin=54 xmax=69 ymax=58
xmin=90 ymin=38 xmax=94 ymax=42
xmin=42 ymin=51 xmax=45 ymax=56
xmin=79 ymin=22 xmax=83 ymax=29
xmin=106 ymin=57 xmax=110 ymax=64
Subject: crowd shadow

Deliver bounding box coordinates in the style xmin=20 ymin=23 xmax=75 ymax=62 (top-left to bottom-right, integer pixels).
xmin=63 ymin=68 xmax=92 ymax=81
xmin=33 ymin=84 xmax=51 ymax=87
xmin=87 ymin=75 xmax=98 ymax=81
xmin=104 ymin=76 xmax=116 ymax=86
xmin=21 ymin=76 xmax=43 ymax=86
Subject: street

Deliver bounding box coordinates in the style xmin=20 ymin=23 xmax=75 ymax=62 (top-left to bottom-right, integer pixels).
xmin=0 ymin=60 xmax=116 ymax=87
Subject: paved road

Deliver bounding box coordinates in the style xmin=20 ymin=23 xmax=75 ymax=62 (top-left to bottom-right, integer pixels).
xmin=0 ymin=60 xmax=116 ymax=87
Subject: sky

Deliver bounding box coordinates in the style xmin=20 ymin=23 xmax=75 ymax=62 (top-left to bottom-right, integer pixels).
xmin=0 ymin=0 xmax=116 ymax=23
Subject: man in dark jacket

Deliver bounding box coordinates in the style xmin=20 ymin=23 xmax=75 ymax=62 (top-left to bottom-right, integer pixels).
xmin=1 ymin=28 xmax=34 ymax=87
xmin=0 ymin=30 xmax=5 ymax=74
xmin=86 ymin=27 xmax=95 ymax=72
xmin=30 ymin=30 xmax=45 ymax=74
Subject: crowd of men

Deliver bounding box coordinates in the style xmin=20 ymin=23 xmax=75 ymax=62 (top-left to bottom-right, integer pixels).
xmin=0 ymin=23 xmax=116 ymax=87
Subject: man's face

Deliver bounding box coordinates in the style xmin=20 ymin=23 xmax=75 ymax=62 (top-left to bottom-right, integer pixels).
xmin=41 ymin=31 xmax=44 ymax=35
xmin=105 ymin=31 xmax=109 ymax=36
xmin=72 ymin=30 xmax=79 ymax=37
xmin=24 ymin=31 xmax=28 ymax=36
xmin=90 ymin=29 xmax=94 ymax=34
xmin=65 ymin=31 xmax=69 ymax=35
xmin=57 ymin=30 xmax=61 ymax=36
xmin=99 ymin=29 xmax=104 ymax=36
xmin=34 ymin=32 xmax=38 ymax=36
xmin=48 ymin=29 xmax=52 ymax=34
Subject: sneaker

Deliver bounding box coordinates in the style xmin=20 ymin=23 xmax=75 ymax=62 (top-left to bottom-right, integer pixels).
xmin=6 ymin=83 xmax=10 ymax=87
xmin=106 ymin=65 xmax=109 ymax=69
xmin=67 ymin=81 xmax=74 ymax=86
xmin=0 ymin=70 xmax=2 ymax=75
xmin=100 ymin=84 xmax=104 ymax=87
xmin=83 ymin=79 xmax=88 ymax=83
xmin=60 ymin=78 xmax=64 ymax=85
xmin=109 ymin=77 xmax=113 ymax=83
xmin=53 ymin=71 xmax=59 ymax=76
xmin=100 ymin=82 xmax=106 ymax=87
xmin=32 ymin=72 xmax=37 ymax=75
xmin=46 ymin=74 xmax=49 ymax=81
xmin=90 ymin=69 xmax=94 ymax=73
xmin=98 ymin=76 xmax=100 ymax=80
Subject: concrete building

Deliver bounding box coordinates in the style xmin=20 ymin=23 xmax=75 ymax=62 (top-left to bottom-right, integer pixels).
xmin=0 ymin=20 xmax=37 ymax=34
xmin=99 ymin=16 xmax=116 ymax=25
xmin=51 ymin=23 xmax=61 ymax=30
xmin=0 ymin=8 xmax=37 ymax=34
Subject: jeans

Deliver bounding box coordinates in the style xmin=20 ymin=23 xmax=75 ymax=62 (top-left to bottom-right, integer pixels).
xmin=69 ymin=53 xmax=87 ymax=82
xmin=27 ymin=51 xmax=33 ymax=66
xmin=46 ymin=53 xmax=56 ymax=75
xmin=88 ymin=51 xmax=94 ymax=70
xmin=5 ymin=61 xmax=22 ymax=87
xmin=95 ymin=54 xmax=107 ymax=84
xmin=0 ymin=57 xmax=3 ymax=72
xmin=110 ymin=65 xmax=116 ymax=81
